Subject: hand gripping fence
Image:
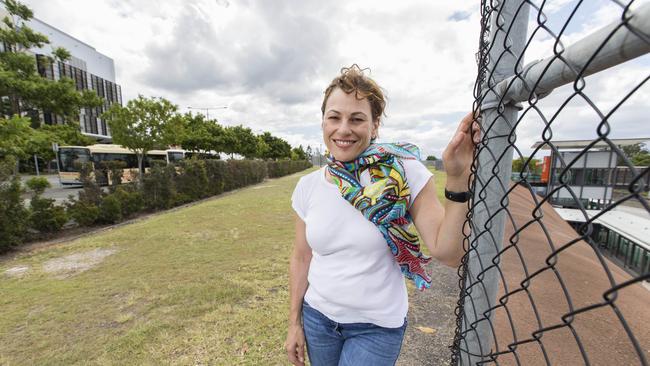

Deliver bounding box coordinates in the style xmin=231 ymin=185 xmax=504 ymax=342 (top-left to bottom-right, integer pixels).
xmin=450 ymin=1 xmax=650 ymax=365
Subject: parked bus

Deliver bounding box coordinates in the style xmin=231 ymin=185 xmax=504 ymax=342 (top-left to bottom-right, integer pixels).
xmin=56 ymin=144 xmax=186 ymax=185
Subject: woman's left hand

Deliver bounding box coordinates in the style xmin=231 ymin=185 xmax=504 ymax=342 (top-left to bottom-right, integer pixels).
xmin=442 ymin=112 xmax=481 ymax=187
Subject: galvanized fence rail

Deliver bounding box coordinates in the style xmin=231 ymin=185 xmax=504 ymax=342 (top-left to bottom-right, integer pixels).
xmin=451 ymin=0 xmax=650 ymax=365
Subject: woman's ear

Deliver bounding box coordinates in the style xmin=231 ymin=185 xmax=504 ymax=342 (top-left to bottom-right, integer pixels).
xmin=372 ymin=119 xmax=380 ymax=139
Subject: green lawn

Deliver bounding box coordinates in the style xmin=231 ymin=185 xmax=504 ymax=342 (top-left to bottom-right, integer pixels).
xmin=0 ymin=166 xmax=447 ymax=365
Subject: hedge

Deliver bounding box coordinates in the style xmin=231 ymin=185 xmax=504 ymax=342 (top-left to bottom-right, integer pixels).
xmin=267 ymin=160 xmax=312 ymax=178
xmin=0 ymin=158 xmax=312 ymax=253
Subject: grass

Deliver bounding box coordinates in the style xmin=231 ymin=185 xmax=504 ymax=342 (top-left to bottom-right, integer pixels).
xmin=0 ymin=166 xmax=448 ymax=365
xmin=429 ymin=167 xmax=447 ymax=200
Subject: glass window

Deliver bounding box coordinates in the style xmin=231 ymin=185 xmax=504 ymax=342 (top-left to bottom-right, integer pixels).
xmin=585 ymin=168 xmax=607 ymax=185
xmin=168 ymin=152 xmax=184 ymax=163
xmin=553 ymin=168 xmax=576 ymax=185
xmin=144 ymin=153 xmax=166 ymax=167
xmin=58 ymin=148 xmax=91 ymax=172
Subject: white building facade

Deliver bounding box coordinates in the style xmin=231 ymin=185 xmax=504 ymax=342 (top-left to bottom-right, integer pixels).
xmin=27 ymin=17 xmax=122 ymax=141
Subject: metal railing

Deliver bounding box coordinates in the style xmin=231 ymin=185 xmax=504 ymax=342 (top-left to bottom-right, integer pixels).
xmin=451 ymin=1 xmax=650 ymax=365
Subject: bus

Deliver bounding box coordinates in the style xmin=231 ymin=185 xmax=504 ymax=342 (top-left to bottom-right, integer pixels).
xmin=56 ymin=144 xmax=187 ymax=185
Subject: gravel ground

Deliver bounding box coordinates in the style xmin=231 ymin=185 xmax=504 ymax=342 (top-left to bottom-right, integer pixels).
xmin=397 ymin=261 xmax=460 ymax=366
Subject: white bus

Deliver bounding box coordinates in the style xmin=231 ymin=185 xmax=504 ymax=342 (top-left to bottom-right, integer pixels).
xmin=56 ymin=144 xmax=187 ymax=185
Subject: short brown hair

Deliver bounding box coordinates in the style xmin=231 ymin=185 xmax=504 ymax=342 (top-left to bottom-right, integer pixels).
xmin=321 ymin=64 xmax=386 ymax=122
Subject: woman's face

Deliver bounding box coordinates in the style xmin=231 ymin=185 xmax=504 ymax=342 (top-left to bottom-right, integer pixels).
xmin=322 ymin=87 xmax=379 ymax=162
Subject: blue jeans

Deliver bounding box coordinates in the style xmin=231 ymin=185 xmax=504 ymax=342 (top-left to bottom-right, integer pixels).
xmin=301 ymin=301 xmax=407 ymax=366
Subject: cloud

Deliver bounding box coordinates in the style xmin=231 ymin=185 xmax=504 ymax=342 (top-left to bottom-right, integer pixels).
xmin=448 ymin=11 xmax=471 ymax=22
xmin=22 ymin=0 xmax=648 ymax=158
xmin=140 ymin=1 xmax=338 ymax=105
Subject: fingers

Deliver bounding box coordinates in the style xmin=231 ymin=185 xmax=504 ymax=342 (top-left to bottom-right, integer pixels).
xmin=286 ymin=341 xmax=305 ymax=366
xmin=456 ymin=112 xmax=473 ymax=134
xmin=298 ymin=343 xmax=305 ymax=364
xmin=451 ymin=131 xmax=465 ymax=149
xmin=446 ymin=111 xmax=481 ymax=159
xmin=471 ymin=121 xmax=481 ymax=144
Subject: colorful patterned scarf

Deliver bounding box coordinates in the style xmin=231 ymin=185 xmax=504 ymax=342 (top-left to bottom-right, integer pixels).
xmin=327 ymin=142 xmax=432 ymax=290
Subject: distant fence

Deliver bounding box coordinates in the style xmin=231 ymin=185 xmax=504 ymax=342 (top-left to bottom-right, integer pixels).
xmin=451 ymin=1 xmax=650 ymax=365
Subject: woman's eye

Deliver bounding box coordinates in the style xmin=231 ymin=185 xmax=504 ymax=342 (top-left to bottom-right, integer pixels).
xmin=328 ymin=116 xmax=339 ymax=120
xmin=352 ymin=118 xmax=364 ymax=122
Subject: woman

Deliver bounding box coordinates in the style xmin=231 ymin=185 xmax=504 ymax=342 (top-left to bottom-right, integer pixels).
xmin=285 ymin=65 xmax=479 ymax=365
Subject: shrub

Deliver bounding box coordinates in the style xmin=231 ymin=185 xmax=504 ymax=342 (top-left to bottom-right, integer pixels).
xmin=65 ymin=198 xmax=100 ymax=227
xmin=98 ymin=194 xmax=122 ymax=224
xmin=112 ymin=185 xmax=144 ymax=218
xmin=204 ymin=160 xmax=226 ymax=196
xmin=142 ymin=163 xmax=177 ymax=210
xmin=0 ymin=158 xmax=29 ymax=252
xmin=174 ymin=158 xmax=209 ymax=203
xmin=25 ymin=176 xmax=50 ymax=194
xmin=77 ymin=162 xmax=103 ymax=205
xmin=224 ymin=160 xmax=267 ymax=191
xmin=25 ymin=177 xmax=67 ymax=233
xmin=267 ymin=160 xmax=312 ymax=178
xmin=99 ymin=160 xmax=127 ymax=192
xmin=29 ymin=196 xmax=67 ymax=233
xmin=63 ymin=161 xmax=104 ymax=227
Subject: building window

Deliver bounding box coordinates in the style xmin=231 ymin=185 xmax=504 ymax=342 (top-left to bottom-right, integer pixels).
xmin=553 ymin=168 xmax=577 ymax=185
xmin=584 ymin=168 xmax=607 ymax=185
xmin=36 ymin=55 xmax=54 ymax=79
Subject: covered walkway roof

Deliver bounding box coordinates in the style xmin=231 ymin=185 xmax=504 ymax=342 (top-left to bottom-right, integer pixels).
xmin=532 ymin=138 xmax=650 ymax=150
xmin=554 ymin=207 xmax=650 ymax=250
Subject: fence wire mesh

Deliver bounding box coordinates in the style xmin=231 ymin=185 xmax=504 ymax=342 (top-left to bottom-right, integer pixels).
xmin=451 ymin=0 xmax=650 ymax=365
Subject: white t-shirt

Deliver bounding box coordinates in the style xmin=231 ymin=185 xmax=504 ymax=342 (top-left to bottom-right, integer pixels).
xmin=291 ymin=159 xmax=433 ymax=328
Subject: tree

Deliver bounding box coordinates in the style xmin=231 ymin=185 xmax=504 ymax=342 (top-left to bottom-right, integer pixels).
xmin=0 ymin=116 xmax=32 ymax=161
xmin=512 ymin=156 xmax=541 ymax=174
xmin=102 ymin=95 xmax=183 ymax=184
xmin=222 ymin=125 xmax=260 ymax=159
xmin=259 ymin=131 xmax=291 ymax=160
xmin=632 ymin=151 xmax=650 ymax=167
xmin=0 ymin=114 xmax=94 ymax=173
xmin=619 ymin=143 xmax=649 ymax=166
xmin=621 ymin=143 xmax=643 ymax=159
xmin=256 ymin=136 xmax=270 ymax=159
xmin=291 ymin=145 xmax=307 ymax=160
xmin=426 ymin=155 xmax=438 ymax=161
xmin=0 ymin=0 xmax=102 ymax=120
xmin=180 ymin=113 xmax=225 ymax=154
xmin=41 ymin=123 xmax=95 ymax=147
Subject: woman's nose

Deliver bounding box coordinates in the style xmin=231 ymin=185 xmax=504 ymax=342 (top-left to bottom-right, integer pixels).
xmin=337 ymin=118 xmax=353 ymax=134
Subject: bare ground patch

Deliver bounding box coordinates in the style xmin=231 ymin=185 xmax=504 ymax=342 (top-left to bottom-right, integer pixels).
xmin=4 ymin=265 xmax=30 ymax=278
xmin=43 ymin=248 xmax=117 ymax=278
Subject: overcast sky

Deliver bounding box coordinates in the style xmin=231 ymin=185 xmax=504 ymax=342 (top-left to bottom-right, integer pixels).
xmin=24 ymin=0 xmax=649 ymax=159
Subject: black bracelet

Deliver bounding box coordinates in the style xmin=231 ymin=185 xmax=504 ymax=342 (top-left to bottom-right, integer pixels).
xmin=444 ymin=188 xmax=471 ymax=203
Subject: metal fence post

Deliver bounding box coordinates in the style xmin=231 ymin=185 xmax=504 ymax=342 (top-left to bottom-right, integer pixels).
xmin=459 ymin=1 xmax=530 ymax=364
xmin=498 ymin=2 xmax=650 ymax=106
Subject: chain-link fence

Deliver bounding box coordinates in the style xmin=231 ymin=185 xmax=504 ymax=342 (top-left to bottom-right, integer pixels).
xmin=451 ymin=0 xmax=650 ymax=365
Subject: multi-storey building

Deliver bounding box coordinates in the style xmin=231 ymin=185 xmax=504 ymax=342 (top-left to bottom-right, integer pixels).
xmin=531 ymin=138 xmax=650 ymax=208
xmin=15 ymin=16 xmax=122 ymax=142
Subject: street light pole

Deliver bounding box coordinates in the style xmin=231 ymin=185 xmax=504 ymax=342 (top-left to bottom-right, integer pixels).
xmin=187 ymin=106 xmax=228 ymax=120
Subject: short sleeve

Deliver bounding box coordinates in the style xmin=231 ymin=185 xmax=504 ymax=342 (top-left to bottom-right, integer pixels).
xmin=401 ymin=159 xmax=433 ymax=206
xmin=291 ymin=178 xmax=307 ymax=221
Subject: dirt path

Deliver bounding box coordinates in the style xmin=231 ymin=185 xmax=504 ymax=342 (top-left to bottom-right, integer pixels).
xmin=397 ymin=262 xmax=459 ymax=365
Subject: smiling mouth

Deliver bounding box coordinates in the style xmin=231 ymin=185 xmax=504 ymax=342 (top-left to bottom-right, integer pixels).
xmin=333 ymin=139 xmax=357 ymax=148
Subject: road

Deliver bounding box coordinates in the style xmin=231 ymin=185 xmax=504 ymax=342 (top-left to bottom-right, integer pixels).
xmin=19 ymin=173 xmax=108 ymax=206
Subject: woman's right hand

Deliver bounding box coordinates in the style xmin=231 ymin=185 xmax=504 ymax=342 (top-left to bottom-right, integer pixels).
xmin=285 ymin=323 xmax=306 ymax=365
